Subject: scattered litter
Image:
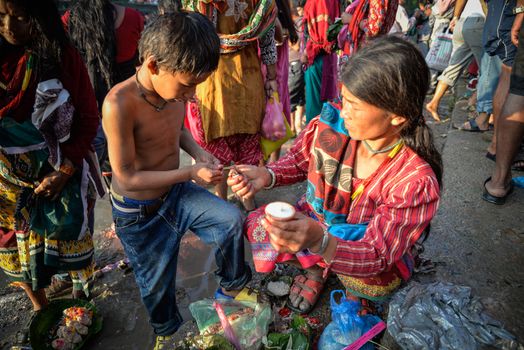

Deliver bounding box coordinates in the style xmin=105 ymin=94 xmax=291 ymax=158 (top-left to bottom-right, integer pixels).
xmin=387 ymin=282 xmax=522 ymax=350
xmin=267 ymin=281 xmax=290 ymax=297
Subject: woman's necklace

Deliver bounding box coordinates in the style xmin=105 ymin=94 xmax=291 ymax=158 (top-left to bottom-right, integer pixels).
xmin=135 ymin=70 xmax=167 ymax=112
xmin=362 ymin=138 xmax=403 ymax=154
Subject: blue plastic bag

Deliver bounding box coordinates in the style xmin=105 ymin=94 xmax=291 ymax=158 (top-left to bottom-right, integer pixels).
xmin=318 ymin=290 xmax=382 ymax=350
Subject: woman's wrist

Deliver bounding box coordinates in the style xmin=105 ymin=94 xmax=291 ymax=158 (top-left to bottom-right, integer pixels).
xmin=263 ymin=167 xmax=276 ymax=190
xmin=309 ymin=225 xmax=329 ymax=255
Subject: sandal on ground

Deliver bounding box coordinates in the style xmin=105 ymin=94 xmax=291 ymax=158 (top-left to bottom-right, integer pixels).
xmin=485 ymin=153 xmax=524 ymax=171
xmin=455 ymin=119 xmax=488 ymax=132
xmin=482 ymin=177 xmax=514 ymax=205
xmin=286 ymin=273 xmax=325 ymax=314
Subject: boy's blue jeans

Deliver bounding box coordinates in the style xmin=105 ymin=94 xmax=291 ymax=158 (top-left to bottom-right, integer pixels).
xmin=110 ymin=181 xmax=251 ymax=336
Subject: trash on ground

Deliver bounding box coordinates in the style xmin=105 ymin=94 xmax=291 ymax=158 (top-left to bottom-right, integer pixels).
xmin=387 ymin=282 xmax=522 ymax=350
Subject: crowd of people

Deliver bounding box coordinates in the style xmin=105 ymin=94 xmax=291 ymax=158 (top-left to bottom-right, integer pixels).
xmin=0 ymin=0 xmax=522 ymax=348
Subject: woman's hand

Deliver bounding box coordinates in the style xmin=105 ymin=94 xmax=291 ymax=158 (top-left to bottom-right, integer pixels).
xmin=265 ymin=79 xmax=279 ymax=98
xmin=226 ymin=165 xmax=271 ymax=200
xmin=262 ymin=212 xmax=324 ymax=254
xmin=34 ymin=171 xmax=72 ymax=201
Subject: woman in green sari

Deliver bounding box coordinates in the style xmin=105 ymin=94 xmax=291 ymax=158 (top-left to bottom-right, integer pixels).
xmin=0 ymin=0 xmax=100 ymax=318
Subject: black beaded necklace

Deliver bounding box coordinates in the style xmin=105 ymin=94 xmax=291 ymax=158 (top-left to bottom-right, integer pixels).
xmin=135 ymin=69 xmax=167 ymax=112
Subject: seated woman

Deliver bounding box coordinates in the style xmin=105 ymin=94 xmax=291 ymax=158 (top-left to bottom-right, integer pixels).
xmin=0 ymin=0 xmax=100 ymax=319
xmin=227 ymin=36 xmax=442 ymax=313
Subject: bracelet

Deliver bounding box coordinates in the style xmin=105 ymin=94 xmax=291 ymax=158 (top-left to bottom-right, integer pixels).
xmin=263 ymin=168 xmax=276 ymax=190
xmin=59 ymin=163 xmax=75 ymax=176
xmin=309 ymin=226 xmax=330 ymax=255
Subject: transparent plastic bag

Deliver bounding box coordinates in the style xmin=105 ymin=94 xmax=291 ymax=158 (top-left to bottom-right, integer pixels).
xmin=189 ymin=298 xmax=272 ymax=350
xmin=318 ymin=290 xmax=382 ymax=350
xmin=261 ymin=92 xmax=287 ymax=141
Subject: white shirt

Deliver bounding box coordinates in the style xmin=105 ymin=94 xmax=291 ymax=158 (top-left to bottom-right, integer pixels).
xmin=461 ymin=0 xmax=485 ymax=18
xmin=389 ymin=5 xmax=410 ymax=34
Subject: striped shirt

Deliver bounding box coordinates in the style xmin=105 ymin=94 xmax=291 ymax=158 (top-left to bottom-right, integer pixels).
xmin=267 ymin=118 xmax=441 ymax=277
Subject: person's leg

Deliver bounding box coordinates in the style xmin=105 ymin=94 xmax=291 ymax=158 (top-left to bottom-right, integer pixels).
xmin=426 ymin=19 xmax=471 ymax=121
xmin=484 ymin=23 xmax=524 ymax=201
xmin=171 ymin=182 xmax=251 ymax=295
xmin=305 ymin=56 xmax=323 ymax=124
xmin=484 ymin=93 xmax=524 ymax=199
xmin=473 ymin=52 xmax=502 ymax=130
xmin=18 ymin=283 xmax=48 ymax=311
xmin=111 ymin=192 xmax=184 ymax=336
xmin=426 ymin=81 xmax=450 ymax=122
xmin=295 ymin=105 xmax=305 ymax=134
xmin=487 ymin=64 xmax=512 ymax=155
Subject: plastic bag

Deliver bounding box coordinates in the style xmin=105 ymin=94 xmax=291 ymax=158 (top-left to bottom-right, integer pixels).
xmin=425 ymin=28 xmax=453 ymax=72
xmin=261 ymin=92 xmax=287 ymax=141
xmin=387 ymin=282 xmax=521 ymax=350
xmin=318 ymin=290 xmax=383 ymax=350
xmin=260 ymin=113 xmax=294 ymax=160
xmin=189 ymin=298 xmax=272 ymax=350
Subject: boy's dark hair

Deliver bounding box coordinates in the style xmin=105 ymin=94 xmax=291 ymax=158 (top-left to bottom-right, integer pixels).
xmin=342 ymin=36 xmax=443 ymax=187
xmin=138 ymin=11 xmax=220 ymax=76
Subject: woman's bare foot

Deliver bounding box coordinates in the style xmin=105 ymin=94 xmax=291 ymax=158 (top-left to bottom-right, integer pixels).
xmin=425 ymin=102 xmax=441 ymax=122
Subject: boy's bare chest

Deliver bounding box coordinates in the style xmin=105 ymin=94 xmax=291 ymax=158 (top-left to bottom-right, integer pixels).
xmin=134 ymin=112 xmax=183 ymax=151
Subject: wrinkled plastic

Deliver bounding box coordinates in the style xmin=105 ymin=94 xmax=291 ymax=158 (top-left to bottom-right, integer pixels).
xmin=318 ymin=290 xmax=382 ymax=350
xmin=261 ymin=92 xmax=287 ymax=141
xmin=387 ymin=282 xmax=522 ymax=350
xmin=189 ymin=299 xmax=272 ymax=350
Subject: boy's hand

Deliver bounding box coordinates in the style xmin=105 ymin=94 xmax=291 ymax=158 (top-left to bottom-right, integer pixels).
xmin=226 ymin=165 xmax=271 ymax=200
xmin=190 ymin=163 xmax=223 ymax=186
xmin=194 ymin=150 xmax=221 ymax=167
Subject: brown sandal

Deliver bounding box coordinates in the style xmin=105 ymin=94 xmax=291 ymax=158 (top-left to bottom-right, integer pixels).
xmin=286 ymin=272 xmax=326 ymax=314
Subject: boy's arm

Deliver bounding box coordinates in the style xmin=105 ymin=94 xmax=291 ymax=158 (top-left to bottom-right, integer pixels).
xmin=102 ymin=95 xmax=221 ymax=191
xmin=180 ymin=126 xmax=221 ymax=165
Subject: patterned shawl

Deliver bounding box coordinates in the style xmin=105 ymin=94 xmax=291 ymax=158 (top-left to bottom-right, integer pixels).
xmin=183 ymin=0 xmax=277 ymax=53
xmin=303 ymin=0 xmax=340 ymax=65
xmin=306 ymin=102 xmax=403 ymax=240
xmin=343 ymin=0 xmax=398 ymax=56
xmin=0 ymin=49 xmax=37 ymax=122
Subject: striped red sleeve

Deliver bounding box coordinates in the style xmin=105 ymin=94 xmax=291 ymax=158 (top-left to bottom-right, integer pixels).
xmin=330 ymin=174 xmax=440 ymax=277
xmin=266 ymin=117 xmax=320 ymax=186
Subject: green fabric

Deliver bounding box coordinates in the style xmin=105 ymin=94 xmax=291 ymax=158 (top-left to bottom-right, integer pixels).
xmin=305 ymin=55 xmax=324 ymax=123
xmin=0 ymin=117 xmax=85 ymax=240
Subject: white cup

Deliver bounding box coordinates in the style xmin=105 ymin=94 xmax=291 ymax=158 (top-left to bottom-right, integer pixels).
xmin=264 ymin=201 xmax=296 ymax=220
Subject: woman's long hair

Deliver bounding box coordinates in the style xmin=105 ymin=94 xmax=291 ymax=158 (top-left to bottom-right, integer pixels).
xmin=341 ymin=36 xmax=443 ymax=186
xmin=276 ymin=0 xmax=298 ymax=44
xmin=68 ymin=0 xmax=117 ymax=91
xmin=4 ymin=0 xmax=69 ymax=75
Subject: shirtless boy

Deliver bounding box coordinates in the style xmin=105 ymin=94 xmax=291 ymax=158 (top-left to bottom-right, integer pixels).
xmin=102 ymin=12 xmax=252 ymax=348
